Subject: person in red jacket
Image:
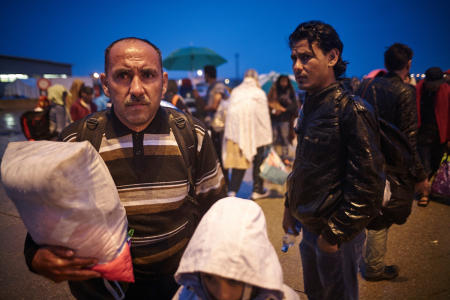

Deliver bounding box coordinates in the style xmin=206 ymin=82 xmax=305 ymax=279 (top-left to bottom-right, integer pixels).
xmin=70 ymin=85 xmax=97 ymax=121
xmin=416 ymin=67 xmax=450 ymax=206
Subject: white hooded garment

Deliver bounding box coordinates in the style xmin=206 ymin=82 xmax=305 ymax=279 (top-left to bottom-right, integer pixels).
xmin=224 ymin=78 xmax=273 ymax=163
xmin=173 ymin=197 xmax=298 ymax=300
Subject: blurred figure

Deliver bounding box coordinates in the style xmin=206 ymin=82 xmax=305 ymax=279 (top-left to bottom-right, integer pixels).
xmin=268 ymin=75 xmax=298 ymax=161
xmin=357 ymin=43 xmax=426 ymax=282
xmin=203 ymin=65 xmax=230 ymax=176
xmin=67 ymin=79 xmax=85 ymax=121
xmin=223 ymin=69 xmax=272 ymax=199
xmin=173 ymin=197 xmax=299 ymax=300
xmin=92 ymin=83 xmax=110 ymax=111
xmin=416 ymin=67 xmax=450 ymax=206
xmin=179 ymin=78 xmax=200 ymax=118
xmin=70 ymin=85 xmax=97 ymax=121
xmin=35 ymin=95 xmax=50 ymax=111
xmin=164 ymin=79 xmax=190 ymax=114
xmin=47 ymin=84 xmax=70 ymax=135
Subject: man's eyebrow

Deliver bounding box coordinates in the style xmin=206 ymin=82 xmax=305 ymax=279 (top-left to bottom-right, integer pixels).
xmin=112 ymin=67 xmax=131 ymax=73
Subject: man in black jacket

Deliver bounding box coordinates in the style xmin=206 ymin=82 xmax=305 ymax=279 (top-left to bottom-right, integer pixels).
xmin=283 ymin=21 xmax=385 ymax=299
xmin=357 ymin=43 xmax=427 ymax=281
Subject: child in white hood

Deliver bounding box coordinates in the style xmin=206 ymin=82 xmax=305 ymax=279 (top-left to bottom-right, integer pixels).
xmin=173 ymin=197 xmax=299 ymax=300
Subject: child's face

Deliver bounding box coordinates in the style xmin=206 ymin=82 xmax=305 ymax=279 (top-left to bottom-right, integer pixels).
xmin=200 ymin=273 xmax=245 ymax=300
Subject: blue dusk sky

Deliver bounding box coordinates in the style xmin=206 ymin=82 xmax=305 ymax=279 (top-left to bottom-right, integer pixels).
xmin=1 ymin=0 xmax=449 ymax=79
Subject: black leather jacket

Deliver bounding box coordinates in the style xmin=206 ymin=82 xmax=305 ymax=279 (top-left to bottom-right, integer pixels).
xmin=286 ymin=83 xmax=385 ymax=245
xmin=357 ymin=73 xmax=426 ymax=229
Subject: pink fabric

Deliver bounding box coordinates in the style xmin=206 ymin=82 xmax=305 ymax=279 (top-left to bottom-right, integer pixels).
xmin=91 ymin=243 xmax=135 ymax=282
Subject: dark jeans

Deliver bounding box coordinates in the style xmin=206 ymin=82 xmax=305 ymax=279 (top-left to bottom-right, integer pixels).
xmin=417 ymin=141 xmax=446 ymax=178
xmin=299 ymin=228 xmax=365 ymax=300
xmin=228 ymin=145 xmax=267 ymax=194
xmin=69 ymin=274 xmax=179 ymax=300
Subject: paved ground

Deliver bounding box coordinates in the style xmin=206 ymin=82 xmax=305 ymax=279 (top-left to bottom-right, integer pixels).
xmin=0 ymin=101 xmax=449 ymax=299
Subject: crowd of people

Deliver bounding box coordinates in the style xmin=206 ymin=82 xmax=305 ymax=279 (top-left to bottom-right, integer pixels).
xmin=18 ymin=19 xmax=449 ymax=300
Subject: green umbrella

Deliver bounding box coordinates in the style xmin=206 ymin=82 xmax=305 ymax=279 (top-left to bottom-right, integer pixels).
xmin=163 ymin=46 xmax=227 ymax=71
xmin=261 ymin=76 xmax=298 ymax=93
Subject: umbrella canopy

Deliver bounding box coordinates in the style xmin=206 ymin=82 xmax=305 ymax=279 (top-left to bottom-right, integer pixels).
xmin=163 ymin=46 xmax=227 ymax=71
xmin=260 ymin=72 xmax=298 ymax=93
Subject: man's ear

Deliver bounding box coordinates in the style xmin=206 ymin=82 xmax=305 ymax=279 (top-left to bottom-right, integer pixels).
xmin=328 ymin=48 xmax=339 ymax=67
xmin=100 ymin=73 xmax=110 ymax=97
xmin=162 ymin=72 xmax=168 ymax=96
xmin=407 ymin=60 xmax=412 ymax=72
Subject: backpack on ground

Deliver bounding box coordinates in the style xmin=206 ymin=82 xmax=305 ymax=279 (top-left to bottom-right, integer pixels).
xmin=20 ymin=108 xmax=55 ymax=141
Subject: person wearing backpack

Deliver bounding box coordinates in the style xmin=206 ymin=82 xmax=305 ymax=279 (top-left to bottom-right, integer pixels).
xmin=356 ymin=43 xmax=427 ymax=281
xmin=23 ymin=37 xmax=227 ymax=300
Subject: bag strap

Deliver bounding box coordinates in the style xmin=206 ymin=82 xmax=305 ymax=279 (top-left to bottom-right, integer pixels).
xmin=360 ymin=77 xmax=376 ymax=99
xmin=167 ymin=108 xmax=198 ymax=198
xmin=77 ymin=110 xmax=108 ymax=151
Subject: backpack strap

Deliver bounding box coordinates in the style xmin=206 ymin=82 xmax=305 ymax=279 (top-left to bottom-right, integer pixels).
xmin=167 ymin=108 xmax=198 ymax=198
xmin=77 ymin=110 xmax=109 ymax=151
xmin=359 ymin=77 xmax=376 ymax=99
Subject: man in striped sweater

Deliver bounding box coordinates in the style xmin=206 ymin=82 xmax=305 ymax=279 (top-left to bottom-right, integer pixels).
xmin=24 ymin=37 xmax=227 ymax=299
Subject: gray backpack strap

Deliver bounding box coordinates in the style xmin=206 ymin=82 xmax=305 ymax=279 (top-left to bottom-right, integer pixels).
xmin=77 ymin=110 xmax=109 ymax=151
xmin=167 ymin=108 xmax=198 ymax=197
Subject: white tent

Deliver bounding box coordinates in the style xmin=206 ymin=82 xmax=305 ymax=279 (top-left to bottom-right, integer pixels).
xmin=3 ymin=77 xmax=94 ymax=99
xmin=4 ymin=78 xmax=39 ymax=99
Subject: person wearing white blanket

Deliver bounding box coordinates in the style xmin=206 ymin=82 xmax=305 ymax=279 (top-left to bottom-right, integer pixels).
xmin=173 ymin=197 xmax=299 ymax=300
xmin=223 ymin=69 xmax=273 ymax=199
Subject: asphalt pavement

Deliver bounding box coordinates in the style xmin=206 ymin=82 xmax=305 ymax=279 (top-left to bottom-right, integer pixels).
xmin=0 ymin=100 xmax=449 ymax=299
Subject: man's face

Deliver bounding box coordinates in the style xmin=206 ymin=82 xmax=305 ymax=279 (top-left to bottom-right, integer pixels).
xmin=101 ymin=40 xmax=167 ymax=132
xmin=291 ymin=39 xmax=337 ymax=93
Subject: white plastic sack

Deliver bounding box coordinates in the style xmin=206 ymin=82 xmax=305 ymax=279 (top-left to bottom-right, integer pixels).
xmin=259 ymin=148 xmax=289 ymax=185
xmin=1 ymin=141 xmax=133 ymax=282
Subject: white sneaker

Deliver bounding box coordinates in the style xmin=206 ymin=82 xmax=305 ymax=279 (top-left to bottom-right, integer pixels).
xmin=227 ymin=191 xmax=236 ymax=197
xmin=251 ymin=189 xmax=270 ymax=200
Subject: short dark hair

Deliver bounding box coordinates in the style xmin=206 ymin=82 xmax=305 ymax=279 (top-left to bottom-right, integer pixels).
xmin=204 ymin=65 xmax=217 ymax=79
xmin=289 ymin=20 xmax=348 ymax=78
xmin=79 ymin=85 xmax=93 ymax=97
xmin=384 ymin=43 xmax=413 ymax=72
xmin=104 ymin=37 xmax=162 ymax=74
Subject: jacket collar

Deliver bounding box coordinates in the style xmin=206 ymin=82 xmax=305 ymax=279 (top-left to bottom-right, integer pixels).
xmin=385 ymin=72 xmax=404 ymax=82
xmin=303 ymin=82 xmax=341 ymax=114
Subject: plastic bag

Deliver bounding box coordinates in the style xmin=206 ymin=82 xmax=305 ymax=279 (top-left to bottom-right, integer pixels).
xmin=431 ymin=153 xmax=450 ymax=198
xmin=1 ymin=141 xmax=134 ymax=282
xmin=259 ymin=148 xmax=289 ymax=185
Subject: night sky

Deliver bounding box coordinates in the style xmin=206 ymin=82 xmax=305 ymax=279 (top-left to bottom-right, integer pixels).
xmin=1 ymin=0 xmax=449 ymax=79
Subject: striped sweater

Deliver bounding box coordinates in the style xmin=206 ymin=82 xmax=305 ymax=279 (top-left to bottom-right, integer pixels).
xmin=25 ymin=107 xmax=226 ymax=281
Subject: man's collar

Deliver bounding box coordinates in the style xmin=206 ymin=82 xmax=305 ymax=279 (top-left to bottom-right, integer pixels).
xmin=107 ymin=106 xmax=168 ymax=138
xmin=303 ymin=82 xmax=341 ymax=112
xmin=307 ymin=82 xmax=340 ymax=100
xmin=385 ymin=72 xmax=403 ymax=82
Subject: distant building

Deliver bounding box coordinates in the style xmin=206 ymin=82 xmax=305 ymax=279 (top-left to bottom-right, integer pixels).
xmin=0 ymin=54 xmax=72 ymax=97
